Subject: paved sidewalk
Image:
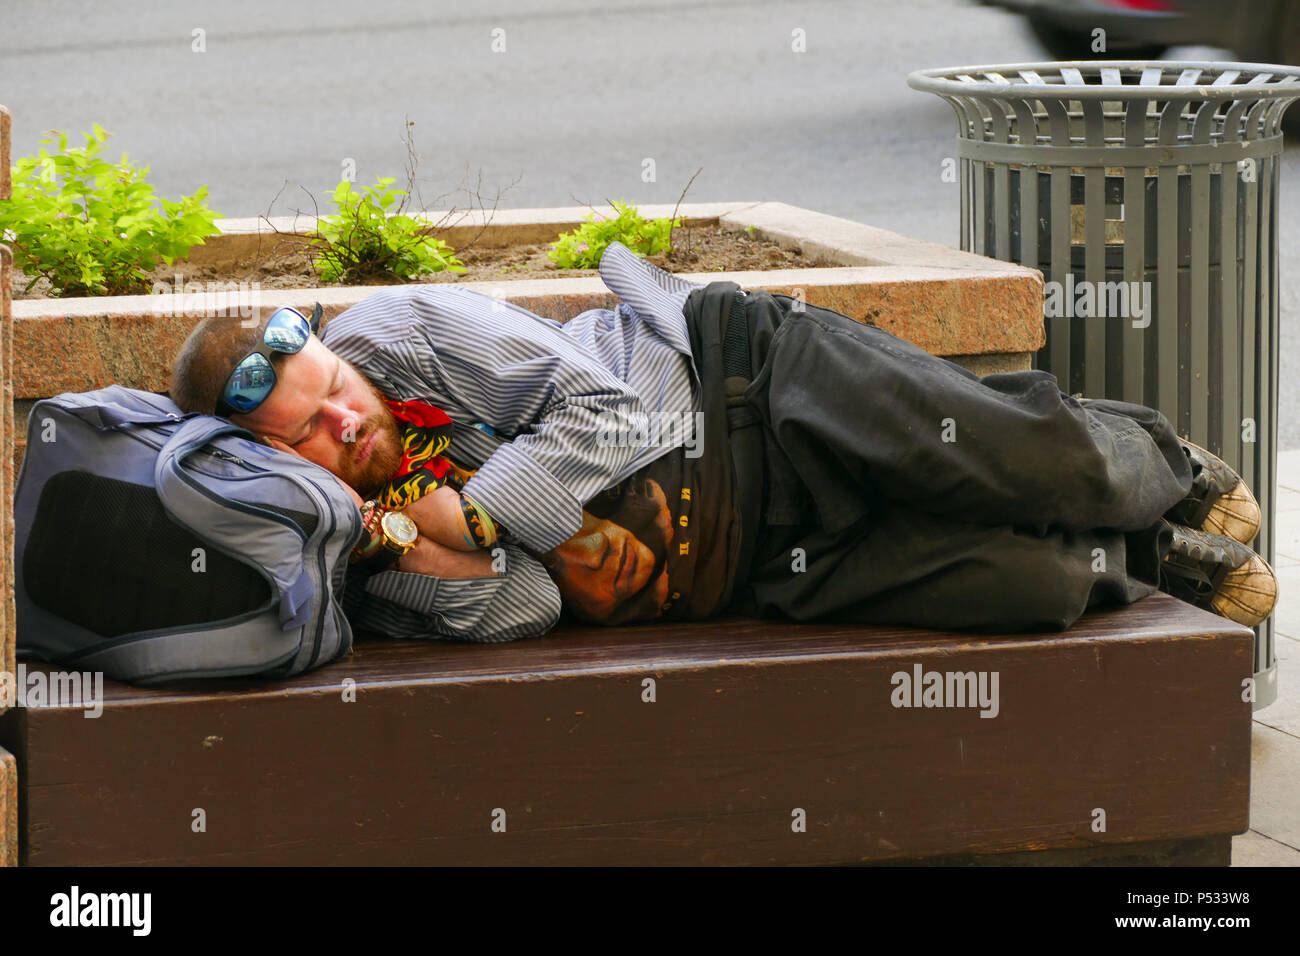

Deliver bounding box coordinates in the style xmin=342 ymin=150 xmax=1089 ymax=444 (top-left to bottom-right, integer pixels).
xmin=1231 ymin=449 xmax=1300 ymax=866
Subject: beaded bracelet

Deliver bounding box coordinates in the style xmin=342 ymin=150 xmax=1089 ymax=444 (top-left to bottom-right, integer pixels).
xmin=349 ymin=500 xmax=388 ymax=564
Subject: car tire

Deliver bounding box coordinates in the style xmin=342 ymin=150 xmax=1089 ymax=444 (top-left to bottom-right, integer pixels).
xmin=1253 ymin=3 xmax=1300 ymax=135
xmin=1026 ymin=16 xmax=1169 ymax=61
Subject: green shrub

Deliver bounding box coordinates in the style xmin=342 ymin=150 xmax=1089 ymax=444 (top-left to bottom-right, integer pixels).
xmin=310 ymin=177 xmax=466 ymax=283
xmin=547 ymin=200 xmax=680 ymax=269
xmin=0 ymin=124 xmax=221 ymax=297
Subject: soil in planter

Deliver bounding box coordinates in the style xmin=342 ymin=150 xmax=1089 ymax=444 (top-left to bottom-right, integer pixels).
xmin=12 ymin=223 xmax=833 ymax=299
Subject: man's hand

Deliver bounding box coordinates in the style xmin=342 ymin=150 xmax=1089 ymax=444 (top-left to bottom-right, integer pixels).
xmin=399 ymin=484 xmax=479 ymax=552
xmin=396 ymin=535 xmax=499 ymax=578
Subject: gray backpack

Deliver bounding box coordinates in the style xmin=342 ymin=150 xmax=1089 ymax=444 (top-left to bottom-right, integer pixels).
xmin=15 ymin=385 xmax=362 ymax=684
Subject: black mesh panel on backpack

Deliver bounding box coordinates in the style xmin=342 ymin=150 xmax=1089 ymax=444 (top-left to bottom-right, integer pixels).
xmin=24 ymin=470 xmax=273 ymax=638
xmin=262 ymin=503 xmax=319 ymax=537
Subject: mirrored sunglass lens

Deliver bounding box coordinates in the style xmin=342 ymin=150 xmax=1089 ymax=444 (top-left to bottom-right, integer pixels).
xmin=263 ymin=308 xmax=311 ymax=352
xmin=223 ymin=353 xmax=276 ymax=412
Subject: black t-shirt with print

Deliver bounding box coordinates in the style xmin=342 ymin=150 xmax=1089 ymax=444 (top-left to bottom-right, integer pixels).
xmin=554 ymin=442 xmax=740 ymax=626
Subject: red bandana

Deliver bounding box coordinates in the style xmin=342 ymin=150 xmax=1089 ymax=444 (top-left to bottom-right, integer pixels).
xmin=373 ymin=399 xmax=459 ymax=509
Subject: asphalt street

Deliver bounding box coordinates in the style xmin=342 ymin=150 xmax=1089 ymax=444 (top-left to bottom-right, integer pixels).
xmin=3 ymin=0 xmax=1299 ymax=447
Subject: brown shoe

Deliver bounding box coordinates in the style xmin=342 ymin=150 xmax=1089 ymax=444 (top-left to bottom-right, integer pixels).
xmin=1164 ymin=440 xmax=1262 ymax=545
xmin=1158 ymin=519 xmax=1277 ymax=627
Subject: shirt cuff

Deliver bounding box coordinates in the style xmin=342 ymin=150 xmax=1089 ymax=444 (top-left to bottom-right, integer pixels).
xmin=358 ymin=544 xmax=563 ymax=643
xmin=459 ymin=440 xmax=587 ymax=553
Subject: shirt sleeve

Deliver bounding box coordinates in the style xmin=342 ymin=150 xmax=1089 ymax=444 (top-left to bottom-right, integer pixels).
xmin=325 ymin=287 xmax=647 ymax=553
xmin=347 ymin=542 xmax=563 ymax=643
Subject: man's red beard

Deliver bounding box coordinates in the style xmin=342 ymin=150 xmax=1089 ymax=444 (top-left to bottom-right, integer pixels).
xmin=338 ymin=380 xmax=404 ymax=497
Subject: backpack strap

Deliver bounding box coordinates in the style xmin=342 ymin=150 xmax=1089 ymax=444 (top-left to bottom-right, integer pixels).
xmin=41 ymin=395 xmax=196 ymax=432
xmin=154 ymin=417 xmax=315 ymax=632
xmin=65 ymin=612 xmax=302 ymax=684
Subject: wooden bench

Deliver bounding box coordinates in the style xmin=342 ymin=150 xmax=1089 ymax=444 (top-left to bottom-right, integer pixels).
xmin=0 ymin=592 xmax=1252 ymax=866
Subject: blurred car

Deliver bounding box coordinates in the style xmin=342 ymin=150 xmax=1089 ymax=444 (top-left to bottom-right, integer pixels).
xmin=980 ymin=0 xmax=1300 ymax=66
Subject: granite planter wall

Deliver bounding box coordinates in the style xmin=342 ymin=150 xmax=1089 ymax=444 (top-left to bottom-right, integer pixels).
xmin=1 ymin=102 xmax=17 ymax=868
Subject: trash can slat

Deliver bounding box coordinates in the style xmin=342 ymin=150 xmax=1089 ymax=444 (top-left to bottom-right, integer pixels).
xmin=1220 ymin=155 xmax=1240 ymax=463
xmin=1123 ymin=163 xmax=1146 ymax=403
xmin=1190 ymin=163 xmax=1211 ymax=443
xmin=1084 ymin=164 xmax=1107 ymax=398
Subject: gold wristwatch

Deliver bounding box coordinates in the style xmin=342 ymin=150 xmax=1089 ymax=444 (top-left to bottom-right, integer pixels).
xmin=378 ymin=511 xmax=419 ymax=562
xmin=352 ymin=502 xmax=419 ymax=573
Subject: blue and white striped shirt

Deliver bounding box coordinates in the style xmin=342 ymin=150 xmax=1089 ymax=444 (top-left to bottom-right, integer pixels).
xmin=323 ymin=241 xmax=706 ymax=643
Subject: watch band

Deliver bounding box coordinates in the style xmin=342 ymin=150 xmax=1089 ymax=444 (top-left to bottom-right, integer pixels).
xmin=350 ymin=502 xmax=418 ymax=576
xmin=354 ymin=544 xmax=403 ymax=575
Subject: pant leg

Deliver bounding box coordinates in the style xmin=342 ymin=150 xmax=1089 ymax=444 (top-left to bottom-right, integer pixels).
xmin=738 ymin=500 xmax=1164 ymax=633
xmin=744 ymin=300 xmax=1194 ymax=536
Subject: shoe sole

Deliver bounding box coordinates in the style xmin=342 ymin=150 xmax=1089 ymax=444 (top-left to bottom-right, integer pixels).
xmin=1210 ymin=552 xmax=1277 ymax=628
xmin=1181 ymin=440 xmax=1262 ymax=545
xmin=1160 ymin=519 xmax=1278 ymax=628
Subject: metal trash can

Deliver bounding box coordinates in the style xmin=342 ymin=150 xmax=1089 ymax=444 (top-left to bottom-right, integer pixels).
xmin=908 ymin=61 xmax=1300 ymax=709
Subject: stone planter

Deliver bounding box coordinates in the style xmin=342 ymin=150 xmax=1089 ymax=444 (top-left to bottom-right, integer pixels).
xmin=11 ymin=200 xmax=1044 ymax=472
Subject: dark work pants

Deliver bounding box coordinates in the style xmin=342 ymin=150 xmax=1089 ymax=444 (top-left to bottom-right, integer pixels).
xmin=737 ymin=295 xmax=1194 ymax=632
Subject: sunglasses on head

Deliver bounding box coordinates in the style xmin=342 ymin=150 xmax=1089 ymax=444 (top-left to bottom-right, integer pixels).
xmin=214 ymin=304 xmax=323 ymax=418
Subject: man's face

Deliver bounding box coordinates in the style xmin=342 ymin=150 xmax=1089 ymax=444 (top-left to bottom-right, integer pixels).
xmin=545 ymin=480 xmax=673 ymax=624
xmin=230 ymin=336 xmax=404 ymax=496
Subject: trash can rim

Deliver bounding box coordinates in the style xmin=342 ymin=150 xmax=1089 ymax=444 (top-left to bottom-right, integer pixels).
xmin=907 ymin=61 xmax=1300 ymax=101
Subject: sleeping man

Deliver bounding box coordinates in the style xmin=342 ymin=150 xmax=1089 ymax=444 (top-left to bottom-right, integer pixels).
xmin=168 ymin=241 xmax=1276 ymax=642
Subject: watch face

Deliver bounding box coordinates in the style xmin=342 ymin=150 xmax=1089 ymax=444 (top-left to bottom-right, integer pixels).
xmin=381 ymin=511 xmax=419 ymax=547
